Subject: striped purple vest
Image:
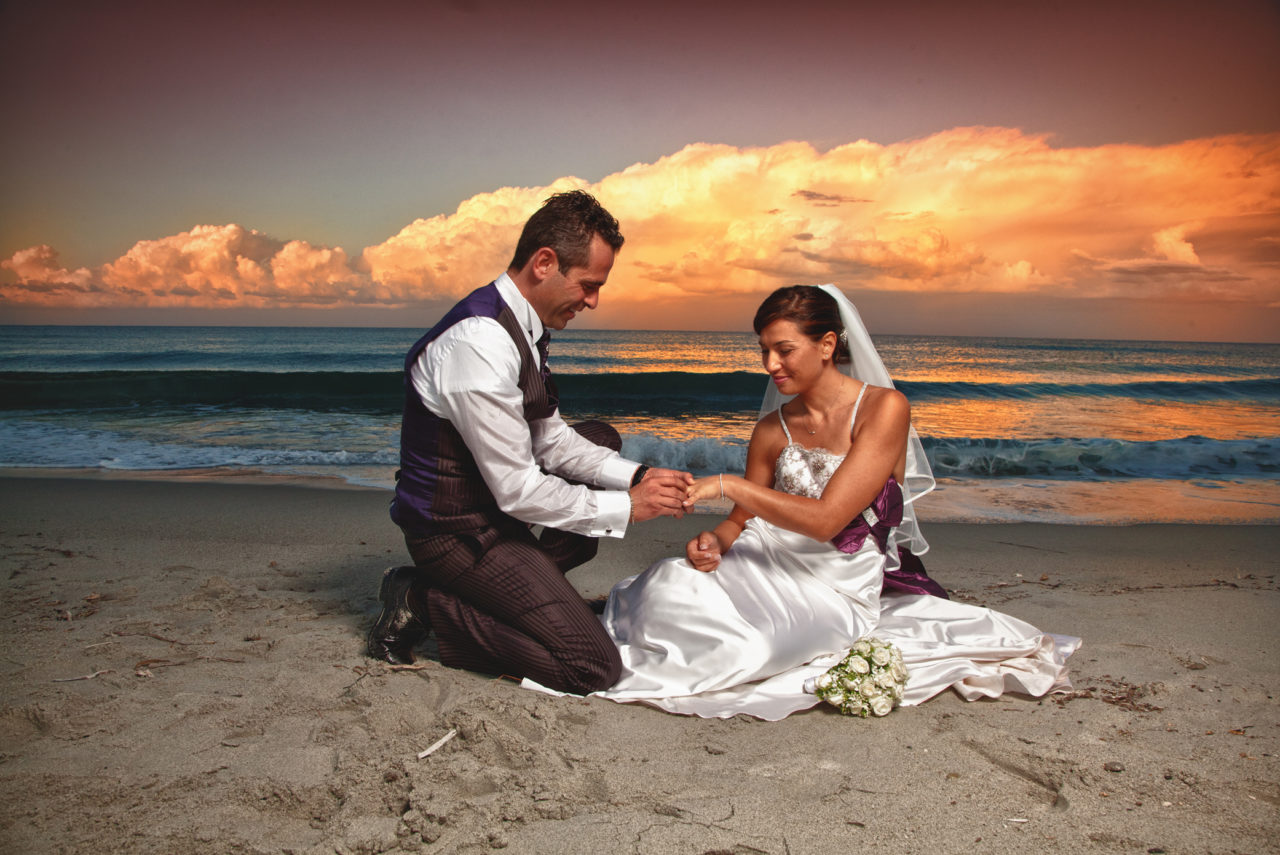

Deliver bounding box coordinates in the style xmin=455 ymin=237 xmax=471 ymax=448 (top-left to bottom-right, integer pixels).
xmin=390 ymin=283 xmax=556 ymax=535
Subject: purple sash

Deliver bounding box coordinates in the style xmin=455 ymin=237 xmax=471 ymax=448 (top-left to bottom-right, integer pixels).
xmin=830 ymin=477 xmax=949 ymax=600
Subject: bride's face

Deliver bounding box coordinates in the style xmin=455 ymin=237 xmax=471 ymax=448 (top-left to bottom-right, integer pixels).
xmin=759 ymin=319 xmax=834 ymax=395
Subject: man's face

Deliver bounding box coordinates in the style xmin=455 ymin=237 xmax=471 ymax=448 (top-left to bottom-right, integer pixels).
xmin=531 ymin=235 xmax=615 ymax=330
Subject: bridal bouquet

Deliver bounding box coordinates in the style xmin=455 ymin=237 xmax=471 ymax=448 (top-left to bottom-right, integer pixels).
xmin=807 ymin=638 xmax=908 ymax=717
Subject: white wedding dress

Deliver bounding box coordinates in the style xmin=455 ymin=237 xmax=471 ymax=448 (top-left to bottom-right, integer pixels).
xmin=533 ymin=394 xmax=1080 ymax=721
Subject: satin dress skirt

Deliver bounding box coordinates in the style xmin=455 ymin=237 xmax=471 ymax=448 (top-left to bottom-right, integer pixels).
xmin=526 ymin=518 xmax=1079 ymax=721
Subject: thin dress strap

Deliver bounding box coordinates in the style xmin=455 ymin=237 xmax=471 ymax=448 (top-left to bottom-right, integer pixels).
xmin=777 ymin=407 xmax=793 ymax=443
xmin=849 ymin=381 xmax=868 ymax=431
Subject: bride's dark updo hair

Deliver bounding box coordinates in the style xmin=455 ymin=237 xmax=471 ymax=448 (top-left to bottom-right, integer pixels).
xmin=752 ymin=285 xmax=851 ymax=364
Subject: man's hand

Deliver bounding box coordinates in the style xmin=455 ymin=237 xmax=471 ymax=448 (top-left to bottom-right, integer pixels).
xmin=685 ymin=531 xmax=722 ymax=572
xmin=629 ymin=468 xmax=694 ymax=522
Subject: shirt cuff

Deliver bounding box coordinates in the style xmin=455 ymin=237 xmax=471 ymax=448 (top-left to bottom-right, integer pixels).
xmin=599 ymin=455 xmax=641 ymax=491
xmin=589 ymin=489 xmax=632 ymax=539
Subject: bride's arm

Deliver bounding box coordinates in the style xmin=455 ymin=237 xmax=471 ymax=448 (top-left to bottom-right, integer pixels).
xmin=688 ymin=390 xmax=910 ymax=543
xmin=684 ymin=415 xmax=781 ymax=570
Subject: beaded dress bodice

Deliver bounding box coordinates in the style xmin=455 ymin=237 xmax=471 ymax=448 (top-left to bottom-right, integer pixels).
xmin=773 ymin=382 xmax=867 ymax=498
xmin=774 ymin=443 xmax=845 ymax=499
xmin=774 ymin=383 xmax=902 ymax=554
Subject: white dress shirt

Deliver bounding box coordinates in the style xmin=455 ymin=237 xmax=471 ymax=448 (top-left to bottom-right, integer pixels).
xmin=409 ymin=273 xmax=637 ymax=538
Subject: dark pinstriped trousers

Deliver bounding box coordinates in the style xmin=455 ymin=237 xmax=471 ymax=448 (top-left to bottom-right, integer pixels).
xmin=402 ymin=421 xmax=623 ymax=695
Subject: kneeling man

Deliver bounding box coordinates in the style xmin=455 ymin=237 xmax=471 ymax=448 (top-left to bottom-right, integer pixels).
xmin=369 ymin=190 xmax=691 ymax=693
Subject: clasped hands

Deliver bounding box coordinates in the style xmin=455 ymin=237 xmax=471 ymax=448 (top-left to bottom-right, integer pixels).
xmin=628 ymin=467 xmax=694 ymax=522
xmin=628 ymin=470 xmax=725 ymax=521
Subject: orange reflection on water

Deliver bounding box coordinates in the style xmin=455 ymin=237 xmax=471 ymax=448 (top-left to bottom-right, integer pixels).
xmin=911 ymin=398 xmax=1279 ymax=442
xmin=558 ymin=332 xmax=758 ymax=374
xmin=608 ymin=414 xmax=751 ymax=443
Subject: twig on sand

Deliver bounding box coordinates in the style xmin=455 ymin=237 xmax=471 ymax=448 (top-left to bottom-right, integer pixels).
xmin=131 ymin=656 xmax=246 ymax=670
xmin=387 ymin=663 xmax=429 ymax=671
xmin=111 ymin=630 xmax=210 ymax=646
xmin=417 ymin=728 xmax=458 ymax=759
xmin=342 ymin=669 xmax=370 ymax=695
xmin=53 ymin=669 xmax=113 ymax=683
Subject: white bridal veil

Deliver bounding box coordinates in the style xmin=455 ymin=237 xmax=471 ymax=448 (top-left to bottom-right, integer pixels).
xmin=758 ymin=284 xmax=935 ymax=557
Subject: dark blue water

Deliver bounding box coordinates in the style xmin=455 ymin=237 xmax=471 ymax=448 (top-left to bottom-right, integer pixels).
xmin=2 ymin=326 xmax=1276 ymax=523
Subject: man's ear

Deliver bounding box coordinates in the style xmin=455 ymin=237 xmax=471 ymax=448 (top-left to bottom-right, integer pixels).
xmin=529 ymin=247 xmax=559 ymax=283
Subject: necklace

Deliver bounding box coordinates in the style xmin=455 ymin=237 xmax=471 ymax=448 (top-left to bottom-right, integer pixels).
xmin=804 ymin=379 xmax=856 ymax=435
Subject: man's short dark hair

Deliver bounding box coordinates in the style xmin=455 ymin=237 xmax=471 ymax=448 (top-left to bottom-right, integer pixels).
xmin=509 ymin=190 xmax=625 ymax=273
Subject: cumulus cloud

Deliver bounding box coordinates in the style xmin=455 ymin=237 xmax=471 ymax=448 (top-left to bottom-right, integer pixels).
xmin=597 ymin=129 xmax=1279 ymax=307
xmin=361 ymin=183 xmax=568 ymax=298
xmin=3 ymin=128 xmax=1278 ymax=316
xmin=2 ymin=225 xmax=356 ymax=309
xmin=3 ymin=245 xmax=95 ymax=296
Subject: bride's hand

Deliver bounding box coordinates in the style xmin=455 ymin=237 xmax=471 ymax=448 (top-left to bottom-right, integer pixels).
xmin=683 ymin=474 xmax=725 ymax=508
xmin=685 ymin=531 xmax=722 ymax=572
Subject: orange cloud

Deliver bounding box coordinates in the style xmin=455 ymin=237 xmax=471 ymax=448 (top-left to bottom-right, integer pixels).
xmin=3 ymin=245 xmax=95 ymax=298
xmin=603 ymin=129 xmax=1278 ymax=306
xmin=360 ymin=183 xmax=572 ymax=298
xmin=4 ymin=128 xmax=1278 ymax=316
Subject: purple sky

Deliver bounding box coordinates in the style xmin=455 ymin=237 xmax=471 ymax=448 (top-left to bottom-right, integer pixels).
xmin=1 ymin=0 xmax=1278 ymax=338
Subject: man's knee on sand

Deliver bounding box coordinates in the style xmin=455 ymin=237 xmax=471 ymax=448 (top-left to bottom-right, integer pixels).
xmin=561 ymin=653 xmax=622 ymax=695
xmin=555 ymin=629 xmax=622 ymax=694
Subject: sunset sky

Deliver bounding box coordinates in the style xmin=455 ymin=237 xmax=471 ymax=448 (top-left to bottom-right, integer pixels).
xmin=2 ymin=0 xmax=1278 ymax=341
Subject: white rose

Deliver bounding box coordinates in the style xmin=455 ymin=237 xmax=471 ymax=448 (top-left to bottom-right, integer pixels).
xmin=870 ymin=696 xmax=894 ymax=716
xmin=815 ymin=673 xmax=833 ymax=690
xmin=860 ymin=681 xmax=883 ymax=699
xmin=827 ymin=690 xmax=845 ymax=706
xmin=853 ymin=641 xmax=872 ymax=656
xmin=875 ymin=670 xmax=898 ymax=689
xmin=871 ymin=646 xmax=892 ymax=667
xmin=841 ymin=677 xmax=860 ymax=691
xmin=893 ymin=662 xmax=908 ymax=682
xmin=848 ymin=655 xmax=871 ymax=675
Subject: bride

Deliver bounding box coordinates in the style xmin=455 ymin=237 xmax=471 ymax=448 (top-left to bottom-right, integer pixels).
xmin=531 ymin=285 xmax=1078 ymax=720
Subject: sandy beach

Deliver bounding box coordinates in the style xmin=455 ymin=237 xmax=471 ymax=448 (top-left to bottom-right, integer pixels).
xmin=0 ymin=472 xmax=1276 ymax=854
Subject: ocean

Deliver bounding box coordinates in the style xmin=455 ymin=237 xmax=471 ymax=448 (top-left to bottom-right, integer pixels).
xmin=1 ymin=325 xmax=1276 ymax=525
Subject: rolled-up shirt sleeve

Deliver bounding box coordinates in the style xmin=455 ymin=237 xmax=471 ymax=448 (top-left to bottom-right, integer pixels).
xmin=411 ymin=317 xmax=635 ymax=538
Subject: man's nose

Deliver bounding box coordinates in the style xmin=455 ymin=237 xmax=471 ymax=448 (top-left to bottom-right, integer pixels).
xmin=583 ymin=291 xmax=599 ymax=309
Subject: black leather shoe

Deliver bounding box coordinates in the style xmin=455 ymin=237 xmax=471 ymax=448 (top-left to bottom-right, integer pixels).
xmin=366 ymin=566 xmax=430 ymax=665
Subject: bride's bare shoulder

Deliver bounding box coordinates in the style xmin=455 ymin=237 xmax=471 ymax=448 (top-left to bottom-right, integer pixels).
xmin=753 ymin=407 xmax=783 ymax=433
xmin=750 ymin=409 xmax=788 ymax=451
xmin=858 ymin=385 xmax=910 ymax=429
